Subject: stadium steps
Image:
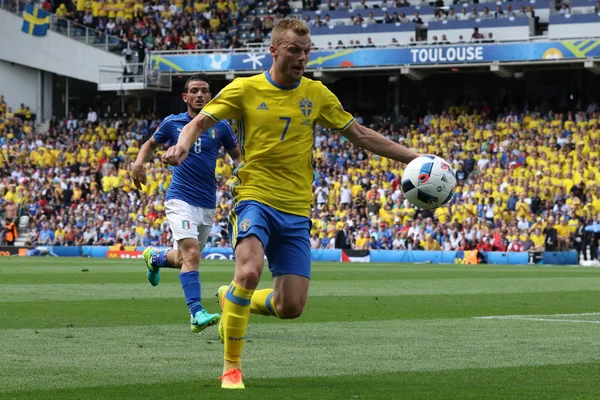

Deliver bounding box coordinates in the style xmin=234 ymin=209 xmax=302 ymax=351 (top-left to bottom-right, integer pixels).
xmin=37 ymin=120 xmax=50 ymax=131
xmin=69 ymin=36 xmax=120 ymax=52
xmin=15 ymin=216 xmax=29 ymax=247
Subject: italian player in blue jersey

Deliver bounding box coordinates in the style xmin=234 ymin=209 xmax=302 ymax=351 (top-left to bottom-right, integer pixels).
xmin=163 ymin=19 xmax=420 ymax=388
xmin=132 ymin=73 xmax=241 ymax=334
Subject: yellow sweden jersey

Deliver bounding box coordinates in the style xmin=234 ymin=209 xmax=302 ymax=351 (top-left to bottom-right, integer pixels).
xmin=201 ymin=71 xmax=354 ymax=217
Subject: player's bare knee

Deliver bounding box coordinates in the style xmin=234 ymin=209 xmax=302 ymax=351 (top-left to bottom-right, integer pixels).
xmin=233 ymin=236 xmax=264 ymax=289
xmin=275 ymin=303 xmax=304 ymax=319
xmin=234 ymin=265 xmax=261 ymax=289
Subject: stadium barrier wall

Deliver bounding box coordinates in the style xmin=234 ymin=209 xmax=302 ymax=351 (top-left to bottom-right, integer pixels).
xmin=542 ymin=251 xmax=578 ymax=265
xmin=14 ymin=246 xmax=580 ymax=265
xmin=152 ymin=40 xmax=600 ymax=73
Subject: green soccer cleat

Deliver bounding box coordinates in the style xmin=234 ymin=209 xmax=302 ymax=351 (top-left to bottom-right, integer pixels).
xmin=191 ymin=309 xmax=221 ymax=334
xmin=143 ymin=247 xmax=160 ymax=287
xmin=215 ymin=285 xmax=228 ymax=343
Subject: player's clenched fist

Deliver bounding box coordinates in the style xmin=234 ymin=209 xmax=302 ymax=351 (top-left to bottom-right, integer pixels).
xmin=162 ymin=144 xmax=189 ymax=166
xmin=131 ymin=163 xmax=146 ymax=190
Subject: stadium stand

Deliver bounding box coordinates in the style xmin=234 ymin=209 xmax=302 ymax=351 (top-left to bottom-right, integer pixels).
xmin=1 ymin=91 xmax=599 ymax=253
xmin=549 ymin=13 xmax=600 ymax=38
xmin=7 ymin=0 xmax=556 ymax=51
xmin=427 ymin=18 xmax=533 ymax=43
xmin=42 ymin=0 xmax=262 ymax=51
xmin=301 ymin=0 xmax=545 ymax=46
xmin=15 ymin=0 xmax=600 ymax=51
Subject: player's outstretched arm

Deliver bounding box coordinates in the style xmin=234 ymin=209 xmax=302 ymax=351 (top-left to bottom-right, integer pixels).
xmin=132 ymin=137 xmax=161 ymax=190
xmin=162 ymin=113 xmax=216 ymax=166
xmin=342 ymin=122 xmax=420 ymax=164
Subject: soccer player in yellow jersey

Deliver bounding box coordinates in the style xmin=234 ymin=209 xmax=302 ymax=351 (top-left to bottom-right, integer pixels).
xmin=163 ymin=18 xmax=419 ymax=389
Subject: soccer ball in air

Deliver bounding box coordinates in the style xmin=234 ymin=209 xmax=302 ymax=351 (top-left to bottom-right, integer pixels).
xmin=401 ymin=155 xmax=457 ymax=210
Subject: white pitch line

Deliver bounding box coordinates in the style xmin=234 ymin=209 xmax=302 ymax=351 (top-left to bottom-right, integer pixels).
xmin=477 ymin=316 xmax=600 ymax=324
xmin=476 ymin=312 xmax=600 ymax=319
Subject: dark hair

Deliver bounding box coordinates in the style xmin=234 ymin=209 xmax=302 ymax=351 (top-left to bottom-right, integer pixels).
xmin=184 ymin=73 xmax=211 ymax=93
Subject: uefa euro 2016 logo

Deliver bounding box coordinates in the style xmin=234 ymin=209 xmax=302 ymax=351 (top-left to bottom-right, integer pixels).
xmin=299 ymin=98 xmax=312 ymax=118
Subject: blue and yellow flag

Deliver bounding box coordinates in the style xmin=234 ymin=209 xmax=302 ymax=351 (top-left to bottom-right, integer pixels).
xmin=22 ymin=4 xmax=50 ymax=37
xmin=455 ymin=250 xmax=479 ymax=265
xmin=454 ymin=250 xmax=467 ymax=264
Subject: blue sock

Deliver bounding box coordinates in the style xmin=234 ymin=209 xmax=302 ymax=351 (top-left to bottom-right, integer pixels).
xmin=151 ymin=251 xmax=171 ymax=268
xmin=179 ymin=271 xmax=203 ymax=317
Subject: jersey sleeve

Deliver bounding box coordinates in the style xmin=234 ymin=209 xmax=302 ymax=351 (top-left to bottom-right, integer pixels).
xmin=201 ymin=78 xmax=244 ymax=122
xmin=219 ymin=121 xmax=238 ymax=151
xmin=316 ymin=83 xmax=355 ymax=132
xmin=152 ymin=117 xmax=171 ymax=144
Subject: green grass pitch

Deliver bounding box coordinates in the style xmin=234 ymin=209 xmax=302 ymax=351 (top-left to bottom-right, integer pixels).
xmin=1 ymin=258 xmax=600 ymax=399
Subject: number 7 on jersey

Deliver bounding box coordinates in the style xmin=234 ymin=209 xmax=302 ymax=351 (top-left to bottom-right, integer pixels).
xmin=279 ymin=117 xmax=291 ymax=141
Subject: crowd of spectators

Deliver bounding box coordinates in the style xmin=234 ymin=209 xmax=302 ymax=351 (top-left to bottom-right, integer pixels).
xmin=1 ymin=92 xmax=600 ymax=258
xmin=15 ymin=0 xmax=541 ymax=51
xmin=11 ymin=0 xmax=600 ymax=53
xmin=312 ymin=104 xmax=600 ymax=257
xmin=39 ymin=0 xmax=280 ymax=51
xmin=302 ymin=0 xmax=540 ymax=46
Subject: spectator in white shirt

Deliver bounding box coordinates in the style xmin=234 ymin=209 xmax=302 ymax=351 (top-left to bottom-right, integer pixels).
xmin=315 ymin=132 xmax=327 ymax=147
xmin=86 ymin=107 xmax=97 ymax=124
xmin=315 ymin=182 xmax=329 ymax=208
xmin=340 ymin=184 xmax=352 ymax=205
xmin=442 ymin=237 xmax=452 ymax=251
xmin=407 ymin=221 xmax=422 ymax=241
xmin=66 ymin=112 xmax=77 ymax=129
xmin=392 ymin=232 xmax=406 ymax=250
xmin=494 ymin=6 xmax=504 ymax=18
xmin=517 ymin=216 xmax=530 ymax=231
xmin=468 ymin=7 xmax=479 ymax=19
xmin=106 ymin=19 xmax=116 ymax=33
xmin=310 ymin=233 xmax=321 ymax=249
xmin=552 ymin=199 xmax=570 ymax=216
xmin=458 ymin=7 xmax=469 ymax=20
xmin=83 ymin=12 xmax=93 ymax=26
xmin=477 ymin=152 xmax=490 ymax=170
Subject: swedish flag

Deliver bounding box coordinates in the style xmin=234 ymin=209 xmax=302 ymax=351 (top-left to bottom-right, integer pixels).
xmin=22 ymin=4 xmax=50 ymax=37
xmin=454 ymin=250 xmax=467 ymax=264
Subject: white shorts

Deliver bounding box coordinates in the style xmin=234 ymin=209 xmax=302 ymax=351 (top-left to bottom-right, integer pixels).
xmin=165 ymin=199 xmax=217 ymax=251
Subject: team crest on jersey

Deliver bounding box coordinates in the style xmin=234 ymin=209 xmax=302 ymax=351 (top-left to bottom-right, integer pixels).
xmin=299 ymin=98 xmax=312 ymax=118
xmin=209 ymin=128 xmax=217 ymax=139
xmin=240 ymin=218 xmax=251 ymax=232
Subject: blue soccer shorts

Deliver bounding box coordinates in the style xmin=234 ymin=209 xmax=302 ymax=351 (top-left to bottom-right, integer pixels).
xmin=228 ymin=200 xmax=312 ymax=279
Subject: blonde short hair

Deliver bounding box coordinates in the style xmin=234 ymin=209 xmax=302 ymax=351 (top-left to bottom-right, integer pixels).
xmin=270 ymin=17 xmax=311 ymax=47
